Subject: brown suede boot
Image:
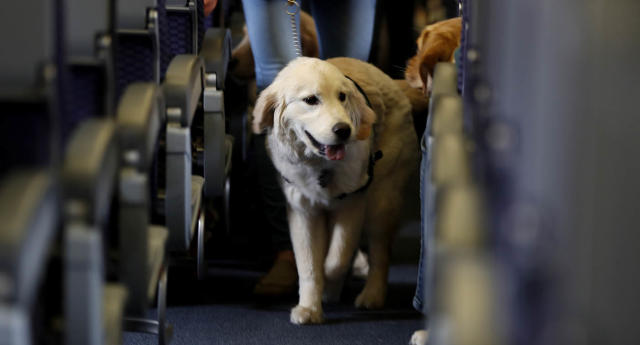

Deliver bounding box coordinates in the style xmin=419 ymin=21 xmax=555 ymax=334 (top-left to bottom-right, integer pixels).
xmin=253 ymin=250 xmax=298 ymax=297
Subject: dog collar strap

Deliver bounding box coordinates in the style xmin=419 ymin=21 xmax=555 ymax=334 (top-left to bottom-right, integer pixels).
xmin=336 ymin=150 xmax=383 ymax=200
xmin=344 ymin=75 xmax=372 ymax=109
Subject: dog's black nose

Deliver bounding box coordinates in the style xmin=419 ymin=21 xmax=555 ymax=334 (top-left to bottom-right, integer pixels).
xmin=332 ymin=122 xmax=351 ymax=141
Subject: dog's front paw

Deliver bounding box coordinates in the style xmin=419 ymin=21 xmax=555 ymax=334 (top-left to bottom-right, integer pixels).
xmin=290 ymin=305 xmax=324 ymax=325
xmin=355 ymin=285 xmax=385 ymax=309
xmin=410 ymin=330 xmax=429 ymax=345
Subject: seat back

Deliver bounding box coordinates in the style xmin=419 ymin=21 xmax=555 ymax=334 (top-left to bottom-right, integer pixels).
xmin=61 ymin=2 xmax=122 ymax=344
xmin=165 ymin=0 xmax=199 ymax=58
xmin=0 ymin=0 xmax=63 ymax=176
xmin=114 ymin=0 xmax=169 ymax=95
xmin=63 ymin=0 xmax=115 ymax=142
xmin=62 ymin=0 xmax=119 ymax=228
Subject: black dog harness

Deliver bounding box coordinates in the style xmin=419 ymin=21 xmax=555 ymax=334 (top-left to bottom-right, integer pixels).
xmin=344 ymin=75 xmax=373 ymax=109
xmin=335 ymin=75 xmax=381 ymax=199
xmin=335 ymin=150 xmax=383 ymax=200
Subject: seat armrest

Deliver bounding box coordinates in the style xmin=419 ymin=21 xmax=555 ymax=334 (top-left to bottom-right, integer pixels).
xmin=163 ymin=55 xmax=204 ymax=127
xmin=199 ymin=28 xmax=231 ymax=90
xmin=146 ymin=226 xmax=168 ymax=300
xmin=117 ymin=83 xmax=165 ymax=171
xmin=62 ymin=118 xmax=118 ymax=225
xmin=0 ymin=170 xmax=58 ymax=306
xmin=104 ymin=284 xmax=128 ymax=345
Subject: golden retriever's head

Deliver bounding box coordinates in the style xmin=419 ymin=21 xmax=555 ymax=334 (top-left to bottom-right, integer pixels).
xmin=405 ymin=17 xmax=462 ymax=94
xmin=252 ymin=57 xmax=375 ymax=161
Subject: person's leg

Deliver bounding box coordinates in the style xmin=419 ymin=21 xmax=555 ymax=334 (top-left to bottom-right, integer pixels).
xmin=242 ymin=0 xmax=301 ymax=295
xmin=251 ymin=133 xmax=291 ymax=251
xmin=413 ymin=134 xmax=427 ymax=315
xmin=241 ymin=0 xmax=301 ymax=90
xmin=414 ymin=116 xmax=434 ymax=321
xmin=252 ymin=133 xmax=297 ymax=296
xmin=309 ymin=0 xmax=377 ymax=60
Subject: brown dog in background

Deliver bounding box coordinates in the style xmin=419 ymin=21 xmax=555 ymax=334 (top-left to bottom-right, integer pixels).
xmin=405 ymin=17 xmax=462 ymax=94
xmin=397 ymin=17 xmax=463 ymax=139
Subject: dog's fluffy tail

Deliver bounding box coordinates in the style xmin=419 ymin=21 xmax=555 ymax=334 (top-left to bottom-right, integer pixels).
xmin=394 ymin=79 xmax=429 ymax=114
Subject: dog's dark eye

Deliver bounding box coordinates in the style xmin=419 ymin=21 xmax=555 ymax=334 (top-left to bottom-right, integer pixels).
xmin=303 ymin=95 xmax=319 ymax=105
xmin=338 ymin=92 xmax=346 ymax=102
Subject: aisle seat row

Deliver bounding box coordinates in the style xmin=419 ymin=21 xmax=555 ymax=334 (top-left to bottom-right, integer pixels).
xmin=0 ymin=1 xmax=232 ymax=344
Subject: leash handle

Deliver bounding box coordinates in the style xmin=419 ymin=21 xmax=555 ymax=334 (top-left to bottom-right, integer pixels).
xmin=286 ymin=0 xmax=302 ymax=57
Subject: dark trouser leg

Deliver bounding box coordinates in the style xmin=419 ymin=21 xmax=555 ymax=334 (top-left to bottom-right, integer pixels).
xmin=253 ymin=134 xmax=292 ymax=252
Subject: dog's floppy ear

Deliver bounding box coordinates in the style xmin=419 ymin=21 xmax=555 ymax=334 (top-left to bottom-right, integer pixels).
xmin=252 ymin=86 xmax=278 ymax=134
xmin=349 ymin=89 xmax=376 ymax=141
xmin=419 ymin=61 xmax=432 ymax=94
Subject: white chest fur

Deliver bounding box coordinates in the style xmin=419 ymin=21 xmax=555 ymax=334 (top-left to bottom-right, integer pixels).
xmin=267 ymin=137 xmax=371 ymax=210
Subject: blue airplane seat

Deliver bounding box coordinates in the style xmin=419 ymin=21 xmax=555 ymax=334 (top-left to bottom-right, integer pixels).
xmin=115 ymin=0 xmax=170 ymax=95
xmin=60 ymin=0 xmax=135 ymax=344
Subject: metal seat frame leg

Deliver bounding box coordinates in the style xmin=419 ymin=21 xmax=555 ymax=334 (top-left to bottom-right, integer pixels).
xmin=123 ymin=262 xmax=173 ymax=345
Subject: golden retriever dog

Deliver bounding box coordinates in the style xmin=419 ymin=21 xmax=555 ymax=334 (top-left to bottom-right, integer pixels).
xmin=405 ymin=17 xmax=462 ymax=94
xmin=252 ymin=57 xmax=419 ymax=324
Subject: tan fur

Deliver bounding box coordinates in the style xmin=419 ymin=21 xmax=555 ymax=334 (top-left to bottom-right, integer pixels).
xmin=405 ymin=17 xmax=462 ymax=93
xmin=253 ymin=57 xmax=418 ymax=324
xmin=394 ymin=79 xmax=430 ymax=114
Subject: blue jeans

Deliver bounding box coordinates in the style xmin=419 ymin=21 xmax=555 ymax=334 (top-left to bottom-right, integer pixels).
xmin=242 ymin=0 xmax=377 ymax=90
xmin=414 ymin=114 xmax=435 ymax=321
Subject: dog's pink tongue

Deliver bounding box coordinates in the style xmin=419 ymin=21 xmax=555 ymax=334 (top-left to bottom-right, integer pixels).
xmin=326 ymin=144 xmax=345 ymax=160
